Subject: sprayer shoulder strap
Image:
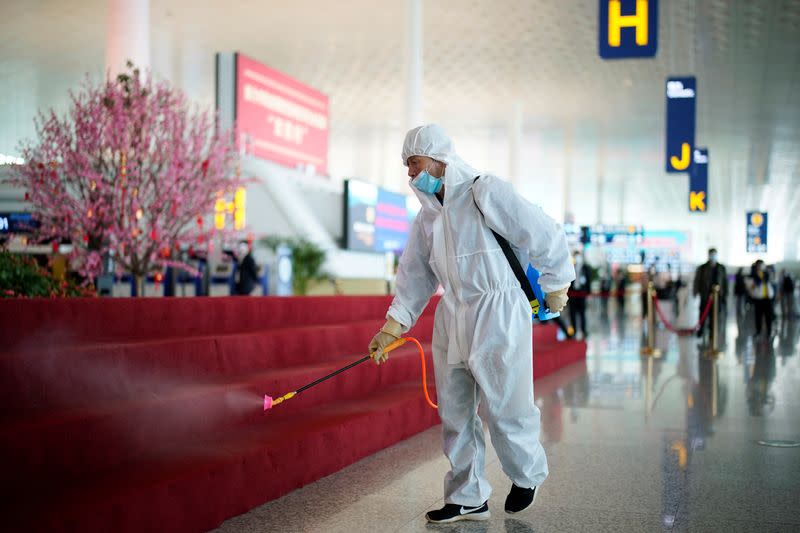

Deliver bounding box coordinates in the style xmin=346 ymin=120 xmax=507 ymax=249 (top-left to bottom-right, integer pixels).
xmin=471 ymin=177 xmax=538 ymax=306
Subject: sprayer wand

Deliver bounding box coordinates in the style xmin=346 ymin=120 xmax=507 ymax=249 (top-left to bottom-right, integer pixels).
xmin=264 ymin=337 xmax=437 ymax=411
xmin=264 ymin=337 xmax=407 ymax=410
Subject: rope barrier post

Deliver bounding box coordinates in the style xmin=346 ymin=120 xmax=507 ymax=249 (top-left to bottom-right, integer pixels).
xmin=704 ymin=285 xmax=723 ymax=358
xmin=641 ymin=282 xmax=662 ymax=357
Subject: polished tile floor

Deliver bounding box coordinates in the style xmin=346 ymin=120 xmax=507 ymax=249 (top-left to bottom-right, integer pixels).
xmin=213 ymin=299 xmax=800 ymax=533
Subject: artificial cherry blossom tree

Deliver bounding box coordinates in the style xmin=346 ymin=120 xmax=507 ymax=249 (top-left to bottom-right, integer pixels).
xmin=8 ymin=63 xmax=245 ymax=292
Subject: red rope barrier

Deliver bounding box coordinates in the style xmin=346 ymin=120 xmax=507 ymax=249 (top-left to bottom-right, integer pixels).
xmin=652 ymin=294 xmax=714 ymax=336
xmin=568 ymin=290 xmax=624 ymax=298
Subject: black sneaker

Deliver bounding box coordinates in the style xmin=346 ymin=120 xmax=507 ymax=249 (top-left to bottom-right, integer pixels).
xmin=505 ymin=484 xmax=538 ymax=514
xmin=425 ymin=501 xmax=490 ymax=523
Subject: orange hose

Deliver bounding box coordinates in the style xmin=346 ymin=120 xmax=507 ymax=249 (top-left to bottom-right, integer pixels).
xmin=373 ymin=336 xmax=437 ymax=409
xmin=405 ymin=337 xmax=437 ymax=409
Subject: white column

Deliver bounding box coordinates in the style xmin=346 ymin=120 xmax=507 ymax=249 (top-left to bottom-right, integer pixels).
xmin=106 ymin=0 xmax=150 ymax=76
xmin=508 ymin=102 xmax=523 ymax=188
xmin=150 ymin=25 xmax=173 ymax=82
xmin=562 ymin=125 xmax=574 ymax=224
xmin=180 ymin=39 xmax=211 ymax=105
xmin=405 ymin=0 xmax=423 ymax=131
xmin=596 ymin=138 xmax=606 ymax=224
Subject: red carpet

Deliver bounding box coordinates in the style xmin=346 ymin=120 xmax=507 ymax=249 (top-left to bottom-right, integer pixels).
xmin=0 ymin=295 xmax=585 ymax=532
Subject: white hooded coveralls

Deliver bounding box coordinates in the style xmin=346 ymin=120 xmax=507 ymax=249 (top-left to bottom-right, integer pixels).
xmin=387 ymin=124 xmax=575 ymax=506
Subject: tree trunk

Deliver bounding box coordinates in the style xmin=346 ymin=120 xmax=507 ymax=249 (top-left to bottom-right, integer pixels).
xmin=135 ymin=275 xmax=145 ymax=297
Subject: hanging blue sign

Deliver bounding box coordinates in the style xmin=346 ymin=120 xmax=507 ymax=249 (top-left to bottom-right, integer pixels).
xmin=746 ymin=212 xmax=768 ymax=253
xmin=599 ymin=0 xmax=658 ymax=59
xmin=689 ymin=148 xmax=708 ymax=212
xmin=665 ymin=77 xmax=696 ymax=173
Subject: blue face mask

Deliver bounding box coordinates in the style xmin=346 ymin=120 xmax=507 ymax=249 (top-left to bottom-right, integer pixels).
xmin=412 ymin=170 xmax=443 ymax=194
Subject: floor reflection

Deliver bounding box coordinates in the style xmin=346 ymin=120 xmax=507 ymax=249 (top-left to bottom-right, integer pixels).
xmin=561 ymin=297 xmax=800 ymax=529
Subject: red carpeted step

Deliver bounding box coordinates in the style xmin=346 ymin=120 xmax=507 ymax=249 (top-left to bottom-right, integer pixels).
xmin=0 ymin=295 xmax=425 ymax=348
xmin=532 ymin=357 xmax=588 ymax=397
xmin=5 ymin=381 xmax=441 ymax=533
xmin=0 ymin=343 xmax=436 ymax=483
xmin=534 ymin=340 xmax=587 ymax=379
xmin=1 ymin=338 xmax=578 ymax=507
xmin=0 ymin=317 xmax=436 ymax=413
xmin=0 ymin=291 xmax=583 ymax=533
xmin=533 ymin=323 xmax=558 ymax=345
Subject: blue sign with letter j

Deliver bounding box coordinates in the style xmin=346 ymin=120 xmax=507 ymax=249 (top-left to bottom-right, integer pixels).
xmin=666 ymin=76 xmax=696 ymax=173
xmin=599 ymin=0 xmax=658 ymax=59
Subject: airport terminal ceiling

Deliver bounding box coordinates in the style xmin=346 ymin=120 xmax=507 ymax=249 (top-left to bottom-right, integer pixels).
xmin=1 ymin=0 xmax=799 ymax=263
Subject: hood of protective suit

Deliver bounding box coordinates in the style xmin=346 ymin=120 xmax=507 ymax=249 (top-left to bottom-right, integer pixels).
xmin=402 ymin=124 xmax=479 ymax=205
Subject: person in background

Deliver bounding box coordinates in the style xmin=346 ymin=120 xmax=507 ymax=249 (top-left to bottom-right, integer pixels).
xmin=734 ymin=267 xmax=747 ymax=317
xmin=747 ymin=260 xmax=775 ymax=337
xmin=693 ymin=248 xmax=727 ymax=340
xmin=779 ymin=270 xmax=796 ymax=319
xmin=569 ymin=250 xmax=592 ymax=339
xmin=671 ymin=265 xmax=685 ymax=306
xmin=654 ymin=265 xmax=674 ymax=301
xmin=233 ymin=240 xmax=259 ymax=296
xmin=768 ymin=265 xmax=779 ymax=299
xmin=599 ymin=266 xmax=612 ymax=316
xmin=615 ymin=267 xmax=628 ymax=313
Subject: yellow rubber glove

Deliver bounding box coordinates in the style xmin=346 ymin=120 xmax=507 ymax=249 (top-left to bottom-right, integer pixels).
xmin=545 ymin=286 xmax=569 ymax=313
xmin=369 ymin=317 xmax=404 ymax=365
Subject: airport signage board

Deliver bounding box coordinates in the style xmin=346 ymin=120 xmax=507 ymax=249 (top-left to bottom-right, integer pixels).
xmin=665 ymin=76 xmax=696 ymax=173
xmin=746 ymin=212 xmax=768 ymax=253
xmin=599 ymin=0 xmax=658 ymax=59
xmin=689 ymin=148 xmax=708 ymax=212
xmin=0 ymin=212 xmax=39 ymax=234
xmin=343 ymin=179 xmax=419 ymax=254
xmin=217 ymin=52 xmax=329 ymax=175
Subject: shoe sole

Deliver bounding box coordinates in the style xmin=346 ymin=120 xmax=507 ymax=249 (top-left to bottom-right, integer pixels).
xmin=505 ymin=486 xmax=539 ymax=515
xmin=425 ymin=511 xmax=491 ymax=524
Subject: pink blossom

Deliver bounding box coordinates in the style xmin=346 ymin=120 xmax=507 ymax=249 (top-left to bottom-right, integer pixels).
xmin=6 ymin=65 xmax=248 ymax=282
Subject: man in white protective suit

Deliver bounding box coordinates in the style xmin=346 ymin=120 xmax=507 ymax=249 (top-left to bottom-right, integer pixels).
xmin=369 ymin=124 xmax=575 ymax=524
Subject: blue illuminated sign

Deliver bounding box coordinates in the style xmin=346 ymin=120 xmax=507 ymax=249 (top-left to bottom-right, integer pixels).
xmin=746 ymin=212 xmax=768 ymax=253
xmin=344 ymin=179 xmax=417 ymax=253
xmin=599 ymin=0 xmax=658 ymax=59
xmin=689 ymin=148 xmax=708 ymax=212
xmin=665 ymin=76 xmax=696 ymax=173
xmin=0 ymin=212 xmax=39 ymax=234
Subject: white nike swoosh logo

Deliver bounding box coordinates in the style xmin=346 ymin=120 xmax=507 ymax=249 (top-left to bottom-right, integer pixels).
xmin=460 ymin=505 xmax=483 ymax=515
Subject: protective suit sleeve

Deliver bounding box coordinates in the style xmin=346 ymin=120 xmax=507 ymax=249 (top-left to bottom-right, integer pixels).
xmin=387 ymin=215 xmax=439 ymax=330
xmin=473 ymin=175 xmax=575 ymax=293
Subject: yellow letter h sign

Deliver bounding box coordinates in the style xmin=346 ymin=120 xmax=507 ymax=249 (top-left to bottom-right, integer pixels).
xmin=608 ymin=0 xmax=649 ymax=47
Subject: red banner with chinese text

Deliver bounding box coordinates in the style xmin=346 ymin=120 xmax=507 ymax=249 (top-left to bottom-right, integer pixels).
xmin=236 ymin=54 xmax=329 ymax=175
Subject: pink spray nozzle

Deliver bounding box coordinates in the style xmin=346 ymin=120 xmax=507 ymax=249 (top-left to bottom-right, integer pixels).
xmin=263 ymin=395 xmax=273 ymax=411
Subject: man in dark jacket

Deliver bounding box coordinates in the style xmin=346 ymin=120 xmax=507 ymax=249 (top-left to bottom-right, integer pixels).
xmin=693 ymin=248 xmax=727 ymax=339
xmin=780 ymin=270 xmax=796 ymax=318
xmin=233 ymin=241 xmax=259 ymax=296
xmin=569 ymin=250 xmax=592 ymax=339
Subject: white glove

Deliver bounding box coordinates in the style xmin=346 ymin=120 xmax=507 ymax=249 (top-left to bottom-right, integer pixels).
xmin=368 ymin=317 xmax=404 ymax=365
xmin=545 ymin=286 xmax=569 ymax=313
